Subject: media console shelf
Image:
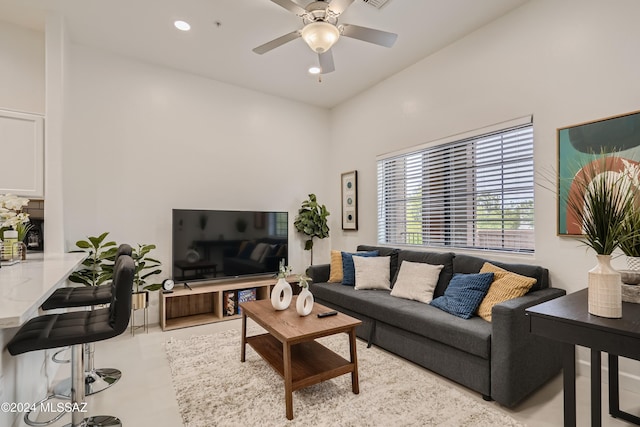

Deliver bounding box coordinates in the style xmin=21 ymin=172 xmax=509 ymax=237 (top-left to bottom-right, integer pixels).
xmin=160 ymin=276 xmax=286 ymax=331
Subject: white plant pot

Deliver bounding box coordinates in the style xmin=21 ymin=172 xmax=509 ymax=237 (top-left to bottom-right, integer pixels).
xmin=296 ymin=287 xmax=314 ymax=316
xmin=271 ymin=278 xmax=292 ymax=310
xmin=588 ymin=254 xmax=622 ymax=318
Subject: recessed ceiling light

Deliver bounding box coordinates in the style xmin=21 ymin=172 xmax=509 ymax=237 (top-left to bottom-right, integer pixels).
xmin=308 ymin=66 xmax=321 ymax=75
xmin=174 ymin=20 xmax=191 ymax=31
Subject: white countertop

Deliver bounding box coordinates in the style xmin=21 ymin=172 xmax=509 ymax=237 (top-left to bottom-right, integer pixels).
xmin=0 ymin=252 xmax=86 ymax=328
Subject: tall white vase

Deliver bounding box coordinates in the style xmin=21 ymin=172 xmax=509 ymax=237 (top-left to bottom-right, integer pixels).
xmin=588 ymin=254 xmax=622 ymax=318
xmin=271 ymin=278 xmax=292 ymax=310
xmin=296 ymin=287 xmax=314 ymax=316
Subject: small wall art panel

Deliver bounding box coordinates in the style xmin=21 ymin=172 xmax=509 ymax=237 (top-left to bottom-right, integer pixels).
xmin=341 ymin=170 xmax=358 ymax=230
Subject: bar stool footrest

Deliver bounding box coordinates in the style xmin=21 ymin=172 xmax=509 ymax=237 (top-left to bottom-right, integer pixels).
xmin=23 ymin=394 xmax=68 ymax=427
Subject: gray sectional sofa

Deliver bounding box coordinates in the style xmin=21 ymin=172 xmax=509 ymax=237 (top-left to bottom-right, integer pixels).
xmin=307 ymin=245 xmax=566 ymax=408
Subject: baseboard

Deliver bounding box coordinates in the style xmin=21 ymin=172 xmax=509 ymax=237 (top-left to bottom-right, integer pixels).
xmin=577 ymin=358 xmax=640 ymax=394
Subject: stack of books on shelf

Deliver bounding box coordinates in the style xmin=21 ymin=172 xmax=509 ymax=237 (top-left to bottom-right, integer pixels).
xmin=237 ymin=288 xmax=257 ymax=314
xmin=223 ymin=290 xmax=237 ymax=317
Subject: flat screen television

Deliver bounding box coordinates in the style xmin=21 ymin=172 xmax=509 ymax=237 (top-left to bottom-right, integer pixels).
xmin=172 ymin=209 xmax=288 ymax=283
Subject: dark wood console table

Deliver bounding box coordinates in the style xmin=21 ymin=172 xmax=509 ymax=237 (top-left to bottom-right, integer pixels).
xmin=526 ymin=288 xmax=640 ymax=427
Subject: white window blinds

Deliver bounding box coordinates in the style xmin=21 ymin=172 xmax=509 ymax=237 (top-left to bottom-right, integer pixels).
xmin=377 ymin=120 xmax=534 ymax=253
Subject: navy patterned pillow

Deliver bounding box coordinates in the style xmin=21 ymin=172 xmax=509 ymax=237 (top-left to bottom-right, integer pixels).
xmin=341 ymin=251 xmax=379 ymax=286
xmin=430 ymin=272 xmax=494 ymax=319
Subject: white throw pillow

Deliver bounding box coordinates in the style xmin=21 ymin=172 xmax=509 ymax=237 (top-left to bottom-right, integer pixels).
xmin=390 ymin=261 xmax=444 ymax=303
xmin=353 ymin=256 xmax=391 ymax=290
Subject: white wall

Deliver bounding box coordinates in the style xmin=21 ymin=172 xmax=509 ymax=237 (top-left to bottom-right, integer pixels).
xmin=329 ymin=0 xmax=640 ymax=387
xmin=62 ymin=44 xmax=332 ymax=323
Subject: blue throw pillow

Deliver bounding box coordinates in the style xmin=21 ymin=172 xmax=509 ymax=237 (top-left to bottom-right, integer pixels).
xmin=341 ymin=251 xmax=379 ymax=286
xmin=430 ymin=272 xmax=494 ymax=319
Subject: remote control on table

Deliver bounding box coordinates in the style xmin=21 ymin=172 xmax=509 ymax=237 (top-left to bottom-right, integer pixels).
xmin=317 ymin=311 xmax=338 ymax=318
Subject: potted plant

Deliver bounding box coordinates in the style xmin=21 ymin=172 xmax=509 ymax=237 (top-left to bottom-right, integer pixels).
xmin=69 ymin=232 xmax=119 ymax=287
xmin=131 ymin=243 xmax=163 ymax=310
xmin=563 ymin=153 xmax=636 ymax=317
xmin=294 ymin=194 xmax=330 ymax=265
xmin=295 ymin=273 xmax=314 ymax=316
xmin=271 ymin=259 xmax=293 ymax=310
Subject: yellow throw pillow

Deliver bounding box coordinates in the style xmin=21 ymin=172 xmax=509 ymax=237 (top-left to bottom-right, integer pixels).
xmin=477 ymin=262 xmax=537 ymax=322
xmin=328 ymin=250 xmax=343 ymax=283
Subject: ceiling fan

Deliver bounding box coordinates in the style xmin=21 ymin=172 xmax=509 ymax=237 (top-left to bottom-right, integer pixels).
xmin=253 ymin=0 xmax=398 ymax=74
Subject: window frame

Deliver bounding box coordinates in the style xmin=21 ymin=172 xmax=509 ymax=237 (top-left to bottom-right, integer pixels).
xmin=376 ymin=116 xmax=534 ymax=254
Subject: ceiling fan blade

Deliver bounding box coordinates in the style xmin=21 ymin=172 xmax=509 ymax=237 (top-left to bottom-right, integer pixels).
xmin=252 ymin=31 xmax=301 ymax=54
xmin=270 ymin=0 xmax=307 ymax=16
xmin=327 ymin=0 xmax=355 ymax=15
xmin=341 ymin=24 xmax=398 ymax=48
xmin=319 ymin=50 xmax=335 ymax=74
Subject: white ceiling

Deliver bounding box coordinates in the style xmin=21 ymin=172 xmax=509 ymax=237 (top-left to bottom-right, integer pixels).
xmin=0 ymin=0 xmax=529 ymax=108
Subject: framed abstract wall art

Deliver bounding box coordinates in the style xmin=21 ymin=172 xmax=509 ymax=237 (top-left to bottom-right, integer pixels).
xmin=341 ymin=170 xmax=358 ymax=230
xmin=557 ymin=110 xmax=640 ymax=235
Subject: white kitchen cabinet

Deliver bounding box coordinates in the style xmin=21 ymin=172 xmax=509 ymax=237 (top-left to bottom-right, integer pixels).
xmin=0 ymin=109 xmax=44 ymax=198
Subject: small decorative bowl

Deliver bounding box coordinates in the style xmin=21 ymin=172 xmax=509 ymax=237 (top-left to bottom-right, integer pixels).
xmin=619 ymin=270 xmax=640 ymax=285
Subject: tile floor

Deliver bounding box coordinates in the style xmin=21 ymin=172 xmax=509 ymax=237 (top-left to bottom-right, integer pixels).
xmin=36 ymin=319 xmax=640 ymax=426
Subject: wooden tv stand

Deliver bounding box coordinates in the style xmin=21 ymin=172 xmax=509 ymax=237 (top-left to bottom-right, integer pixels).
xmin=160 ymin=276 xmax=278 ymax=331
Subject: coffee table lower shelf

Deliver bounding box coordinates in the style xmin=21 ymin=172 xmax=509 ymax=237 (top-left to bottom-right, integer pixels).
xmin=246 ymin=333 xmax=354 ymax=391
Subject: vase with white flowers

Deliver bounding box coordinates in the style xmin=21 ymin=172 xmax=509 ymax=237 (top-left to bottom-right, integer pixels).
xmin=0 ymin=194 xmax=31 ymax=261
xmin=295 ymin=273 xmax=314 ymax=316
xmin=271 ymin=259 xmax=293 ymax=310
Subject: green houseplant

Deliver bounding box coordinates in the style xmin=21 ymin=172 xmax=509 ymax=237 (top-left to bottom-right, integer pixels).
xmin=130 ymin=243 xmax=162 ymax=311
xmin=564 ymin=155 xmax=635 ymax=255
xmin=131 ymin=243 xmax=163 ymax=292
xmin=294 ymin=194 xmax=330 ymax=265
xmin=69 ymin=232 xmax=119 ymax=287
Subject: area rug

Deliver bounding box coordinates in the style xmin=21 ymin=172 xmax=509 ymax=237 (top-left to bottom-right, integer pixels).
xmin=165 ymin=328 xmax=525 ymax=427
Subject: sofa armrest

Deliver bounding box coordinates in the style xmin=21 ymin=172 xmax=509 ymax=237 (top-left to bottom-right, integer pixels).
xmin=306 ymin=264 xmax=330 ymax=283
xmin=490 ymin=287 xmax=566 ymax=407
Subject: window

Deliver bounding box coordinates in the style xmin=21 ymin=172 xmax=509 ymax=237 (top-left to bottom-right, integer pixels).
xmin=273 ymin=212 xmax=288 ymax=237
xmin=377 ymin=118 xmax=534 ymax=253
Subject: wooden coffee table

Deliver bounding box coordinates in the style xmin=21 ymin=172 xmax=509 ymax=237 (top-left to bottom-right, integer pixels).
xmin=240 ymin=298 xmax=362 ymax=420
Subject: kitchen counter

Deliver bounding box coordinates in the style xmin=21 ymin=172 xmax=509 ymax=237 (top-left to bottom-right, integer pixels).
xmin=0 ymin=252 xmax=86 ymax=328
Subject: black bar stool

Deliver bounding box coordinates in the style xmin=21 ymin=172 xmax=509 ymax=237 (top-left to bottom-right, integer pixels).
xmin=44 ymin=244 xmax=132 ymax=396
xmin=7 ymin=254 xmax=135 ymax=427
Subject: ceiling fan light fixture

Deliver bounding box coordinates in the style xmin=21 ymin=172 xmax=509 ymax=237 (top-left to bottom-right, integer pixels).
xmin=301 ymin=22 xmax=340 ymax=53
xmin=308 ymin=66 xmax=322 ymax=75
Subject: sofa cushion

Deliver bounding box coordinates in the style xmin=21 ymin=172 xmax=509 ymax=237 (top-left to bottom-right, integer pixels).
xmin=341 ymin=251 xmax=379 ymax=286
xmin=354 ymin=256 xmax=391 ymax=290
xmin=453 ymin=254 xmax=548 ymax=291
xmin=328 ymin=250 xmax=344 ymax=283
xmin=476 ymin=262 xmax=537 ymax=322
xmin=311 ymin=282 xmax=491 ymax=358
xmin=249 ymin=243 xmax=269 ymax=262
xmin=430 ymin=273 xmax=494 ymax=319
xmin=357 ymin=245 xmax=401 ymax=283
xmin=395 ymin=250 xmax=455 ymax=297
xmin=259 ymin=244 xmax=277 ymax=264
xmin=390 ymin=260 xmax=443 ymax=303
